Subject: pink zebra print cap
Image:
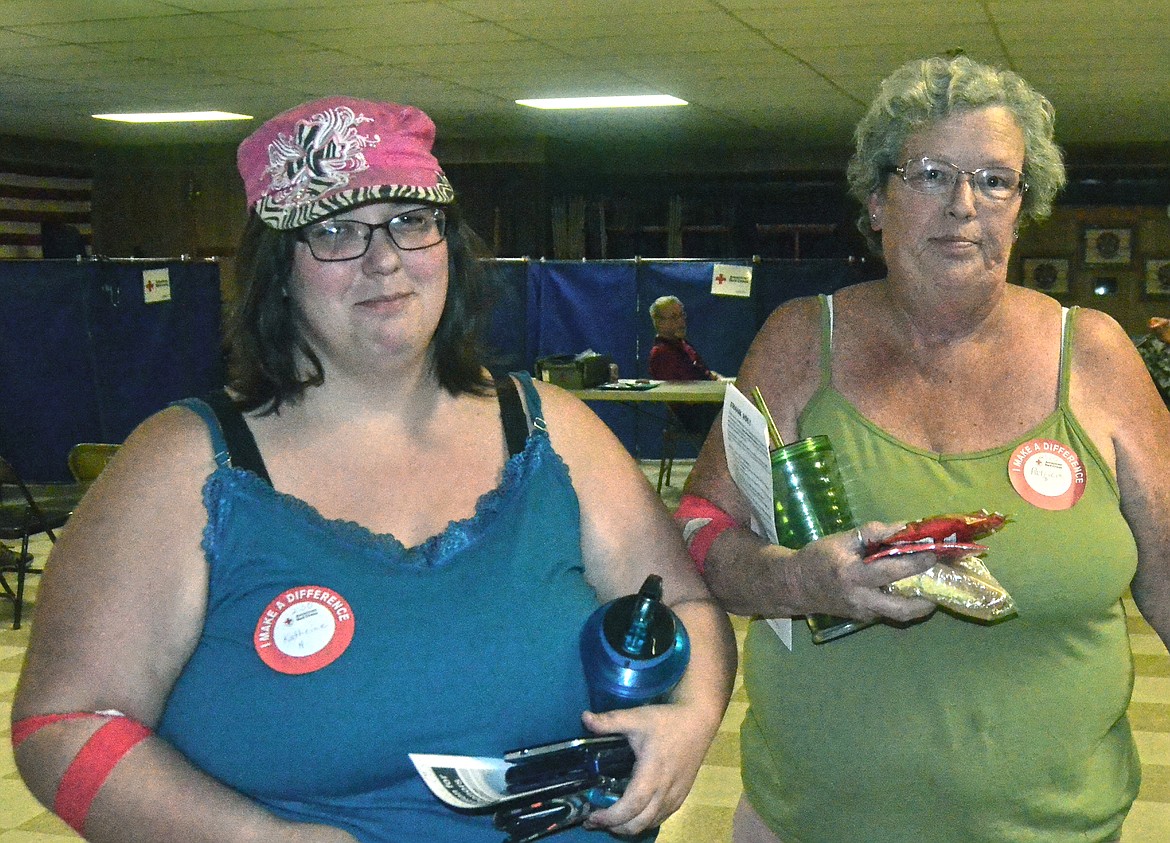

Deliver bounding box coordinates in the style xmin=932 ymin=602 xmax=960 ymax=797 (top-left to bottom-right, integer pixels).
xmin=238 ymin=96 xmax=455 ymax=230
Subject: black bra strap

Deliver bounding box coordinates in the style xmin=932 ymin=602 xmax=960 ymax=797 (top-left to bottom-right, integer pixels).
xmin=496 ymin=376 xmax=530 ymax=457
xmin=203 ymin=383 xmax=526 ymax=482
xmin=202 ymin=389 xmax=273 ymax=486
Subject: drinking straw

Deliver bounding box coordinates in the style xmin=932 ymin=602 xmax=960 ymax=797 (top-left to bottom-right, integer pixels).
xmin=751 ymin=387 xmax=785 ymax=450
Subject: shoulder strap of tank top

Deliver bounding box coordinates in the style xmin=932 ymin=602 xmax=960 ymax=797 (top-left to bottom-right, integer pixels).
xmin=818 ymin=293 xmax=834 ymax=389
xmin=173 ymin=397 xmax=231 ymax=470
xmin=495 ymin=375 xmax=530 ymax=457
xmin=513 ymin=371 xmax=546 ymax=429
xmin=201 ymin=389 xmax=273 ymax=486
xmin=1058 ymin=306 xmax=1074 ymax=408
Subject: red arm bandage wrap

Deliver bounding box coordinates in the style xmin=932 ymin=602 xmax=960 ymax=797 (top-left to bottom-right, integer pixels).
xmin=675 ymin=493 xmax=740 ymax=574
xmin=12 ymin=711 xmax=153 ymax=835
xmin=11 ymin=712 xmax=96 ymax=747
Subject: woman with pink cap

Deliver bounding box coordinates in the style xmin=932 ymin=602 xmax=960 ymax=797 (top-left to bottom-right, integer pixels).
xmin=12 ymin=97 xmax=735 ymax=842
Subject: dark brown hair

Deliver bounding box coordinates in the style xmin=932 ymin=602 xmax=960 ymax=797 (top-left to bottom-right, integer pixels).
xmin=225 ymin=203 xmax=493 ymax=413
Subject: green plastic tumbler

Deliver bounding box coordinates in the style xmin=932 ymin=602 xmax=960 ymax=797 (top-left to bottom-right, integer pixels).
xmin=770 ymin=435 xmax=869 ymax=643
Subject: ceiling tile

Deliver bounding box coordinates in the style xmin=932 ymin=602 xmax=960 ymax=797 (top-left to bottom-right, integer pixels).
xmin=447 ymin=0 xmax=716 ymax=19
xmin=0 ymin=0 xmax=179 ymax=25
xmin=206 ymin=1 xmax=478 ymax=33
xmin=288 ymin=20 xmax=518 ymax=50
xmin=8 ymin=13 xmax=253 ymax=43
xmin=0 ymin=0 xmax=1165 ymax=155
xmin=497 ymin=11 xmax=756 ymax=40
xmin=733 ymin=0 xmax=989 ymax=30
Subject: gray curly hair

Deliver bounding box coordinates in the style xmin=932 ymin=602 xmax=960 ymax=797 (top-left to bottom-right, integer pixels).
xmin=846 ymin=55 xmax=1066 ymax=254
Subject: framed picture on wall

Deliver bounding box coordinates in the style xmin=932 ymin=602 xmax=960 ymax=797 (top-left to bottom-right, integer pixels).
xmin=1083 ymin=227 xmax=1133 ymax=265
xmin=1022 ymin=258 xmax=1069 ymax=294
xmin=1145 ymin=259 xmax=1170 ymax=297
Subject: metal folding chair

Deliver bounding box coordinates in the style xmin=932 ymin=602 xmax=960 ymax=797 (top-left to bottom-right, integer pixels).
xmin=0 ymin=456 xmax=75 ymax=629
xmin=68 ymin=442 xmax=122 ymax=485
xmin=656 ymin=410 xmax=707 ymax=495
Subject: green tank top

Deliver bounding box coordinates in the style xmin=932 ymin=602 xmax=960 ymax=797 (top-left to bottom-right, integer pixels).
xmin=741 ymin=296 xmax=1140 ymax=843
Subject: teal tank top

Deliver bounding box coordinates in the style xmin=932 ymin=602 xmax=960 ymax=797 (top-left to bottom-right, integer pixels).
xmin=157 ymin=375 xmax=650 ymax=842
xmin=741 ymin=297 xmax=1140 ymax=842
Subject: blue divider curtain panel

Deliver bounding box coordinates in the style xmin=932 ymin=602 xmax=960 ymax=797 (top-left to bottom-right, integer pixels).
xmin=0 ymin=260 xmax=223 ymax=481
xmin=0 ymin=257 xmax=856 ymax=480
xmin=529 ymin=261 xmax=641 ymax=450
xmin=482 ymin=258 xmax=863 ymax=459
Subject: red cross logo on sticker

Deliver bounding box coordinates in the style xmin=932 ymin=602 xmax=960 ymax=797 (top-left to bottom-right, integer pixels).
xmin=254 ymin=585 xmax=355 ymax=674
xmin=1007 ymin=437 xmax=1086 ymax=511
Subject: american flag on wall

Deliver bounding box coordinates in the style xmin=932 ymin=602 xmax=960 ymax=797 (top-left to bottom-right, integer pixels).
xmin=0 ymin=160 xmax=93 ymax=259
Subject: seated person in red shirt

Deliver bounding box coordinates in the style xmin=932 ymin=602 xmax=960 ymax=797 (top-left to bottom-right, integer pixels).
xmin=648 ymin=296 xmax=723 ymax=436
xmin=649 ymin=296 xmax=723 ymax=382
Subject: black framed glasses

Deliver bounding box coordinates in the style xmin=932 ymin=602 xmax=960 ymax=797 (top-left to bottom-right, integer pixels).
xmin=298 ymin=207 xmax=447 ymax=261
xmin=890 ymin=157 xmax=1026 ymax=201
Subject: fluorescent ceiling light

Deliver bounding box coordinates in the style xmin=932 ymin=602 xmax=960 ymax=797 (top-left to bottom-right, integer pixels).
xmin=92 ymin=111 xmax=253 ymax=123
xmin=516 ymin=95 xmax=687 ymax=110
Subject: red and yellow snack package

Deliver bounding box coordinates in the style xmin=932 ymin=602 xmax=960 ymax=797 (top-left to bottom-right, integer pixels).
xmin=865 ymin=511 xmax=1016 ymax=622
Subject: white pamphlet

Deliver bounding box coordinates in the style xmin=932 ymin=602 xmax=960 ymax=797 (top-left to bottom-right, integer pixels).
xmin=408 ymin=752 xmax=572 ymax=810
xmin=721 ymin=385 xmax=792 ymax=650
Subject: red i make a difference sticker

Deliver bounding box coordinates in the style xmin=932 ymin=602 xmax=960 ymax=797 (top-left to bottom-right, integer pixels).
xmin=1007 ymin=438 xmax=1086 ymax=511
xmin=254 ymin=585 xmax=355 ymax=675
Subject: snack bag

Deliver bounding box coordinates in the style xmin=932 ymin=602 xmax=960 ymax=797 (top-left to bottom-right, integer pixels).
xmin=884 ymin=555 xmax=1016 ymax=621
xmin=864 ymin=511 xmax=1017 ymax=621
xmin=863 ymin=510 xmax=1007 ymax=553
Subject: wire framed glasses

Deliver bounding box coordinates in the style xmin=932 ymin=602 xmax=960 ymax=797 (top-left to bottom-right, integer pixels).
xmin=890 ymin=158 xmax=1026 ymax=201
xmin=299 ymin=207 xmax=447 ymax=261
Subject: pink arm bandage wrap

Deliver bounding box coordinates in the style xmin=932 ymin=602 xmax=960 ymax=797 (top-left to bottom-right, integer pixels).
xmin=674 ymin=493 xmax=740 ymax=574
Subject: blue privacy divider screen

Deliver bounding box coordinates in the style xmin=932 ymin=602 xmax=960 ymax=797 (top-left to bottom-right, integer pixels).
xmin=0 ymin=261 xmax=104 ymax=481
xmin=0 ymin=257 xmax=859 ymax=478
xmin=493 ymin=258 xmax=863 ymax=459
xmin=530 ymin=261 xmax=640 ymax=451
xmin=0 ymin=260 xmax=223 ymax=481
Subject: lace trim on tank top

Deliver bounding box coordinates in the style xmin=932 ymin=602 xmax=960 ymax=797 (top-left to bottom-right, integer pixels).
xmin=200 ymin=433 xmax=566 ymax=570
xmin=193 ymin=373 xmax=568 ymax=571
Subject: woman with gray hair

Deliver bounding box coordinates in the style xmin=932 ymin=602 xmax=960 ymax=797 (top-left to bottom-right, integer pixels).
xmin=680 ymin=55 xmax=1170 ymax=841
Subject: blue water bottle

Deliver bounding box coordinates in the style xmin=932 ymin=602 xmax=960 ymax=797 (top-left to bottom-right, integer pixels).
xmin=579 ymin=575 xmax=690 ymax=711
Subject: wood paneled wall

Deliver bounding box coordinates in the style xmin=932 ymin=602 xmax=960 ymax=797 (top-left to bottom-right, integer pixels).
xmin=1013 ymin=205 xmax=1170 ymax=335
xmin=4 ymin=132 xmax=1166 ymax=338
xmin=91 ymin=143 xmax=246 ymax=302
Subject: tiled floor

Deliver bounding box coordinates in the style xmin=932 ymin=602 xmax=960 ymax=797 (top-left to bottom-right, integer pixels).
xmin=0 ymin=462 xmax=1166 ymax=842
